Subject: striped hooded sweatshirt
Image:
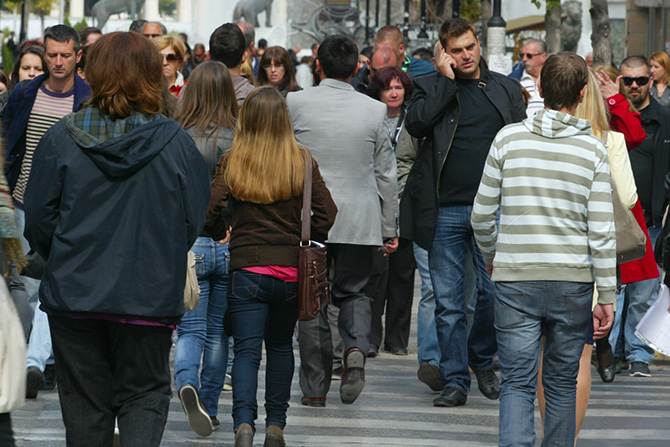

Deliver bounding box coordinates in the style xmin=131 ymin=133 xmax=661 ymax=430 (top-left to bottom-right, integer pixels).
xmin=471 ymin=109 xmax=617 ymax=305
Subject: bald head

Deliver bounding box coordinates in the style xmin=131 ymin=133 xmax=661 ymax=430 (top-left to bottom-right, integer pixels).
xmin=375 ymin=25 xmax=404 ymax=63
xmin=370 ymin=44 xmax=398 ymax=74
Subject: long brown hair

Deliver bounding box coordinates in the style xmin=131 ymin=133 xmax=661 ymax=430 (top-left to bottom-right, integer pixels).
xmin=86 ymin=32 xmax=164 ymax=119
xmin=257 ymin=46 xmax=300 ymax=94
xmin=174 ymin=61 xmax=238 ymax=138
xmin=224 ymin=86 xmax=306 ymax=204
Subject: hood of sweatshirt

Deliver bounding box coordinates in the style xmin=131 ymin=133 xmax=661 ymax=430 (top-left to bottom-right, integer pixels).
xmin=63 ymin=106 xmax=181 ymax=179
xmin=523 ymin=109 xmax=593 ymax=139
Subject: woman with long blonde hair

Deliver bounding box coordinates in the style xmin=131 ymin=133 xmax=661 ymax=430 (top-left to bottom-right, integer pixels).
xmin=205 ymin=86 xmax=337 ymax=447
xmin=171 ymin=60 xmax=239 ymax=436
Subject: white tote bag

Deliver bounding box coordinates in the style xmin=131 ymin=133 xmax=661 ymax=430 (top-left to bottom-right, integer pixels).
xmin=0 ymin=278 xmax=27 ymax=413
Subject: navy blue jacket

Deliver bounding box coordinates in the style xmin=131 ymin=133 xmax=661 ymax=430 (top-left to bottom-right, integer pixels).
xmin=2 ymin=73 xmax=91 ymax=192
xmin=23 ymin=110 xmax=210 ymax=323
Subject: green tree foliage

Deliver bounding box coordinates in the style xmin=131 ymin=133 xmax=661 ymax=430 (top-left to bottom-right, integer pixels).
xmin=159 ymin=0 xmax=176 ymax=17
xmin=459 ymin=0 xmax=482 ymax=24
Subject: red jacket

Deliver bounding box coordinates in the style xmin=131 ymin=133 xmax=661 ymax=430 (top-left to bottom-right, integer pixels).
xmin=607 ymin=95 xmax=657 ymax=283
xmin=607 ymin=93 xmax=645 ymax=150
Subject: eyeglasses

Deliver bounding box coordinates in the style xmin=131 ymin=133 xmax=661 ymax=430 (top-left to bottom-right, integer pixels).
xmin=161 ymin=53 xmax=179 ymax=63
xmin=519 ymin=52 xmax=545 ymax=60
xmin=263 ymin=64 xmax=284 ymax=70
xmin=622 ymin=76 xmax=650 ymax=86
xmin=143 ymin=33 xmax=161 ymax=38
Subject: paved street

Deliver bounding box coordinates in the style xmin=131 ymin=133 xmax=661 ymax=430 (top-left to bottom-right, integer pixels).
xmin=12 ymin=287 xmax=670 ymax=447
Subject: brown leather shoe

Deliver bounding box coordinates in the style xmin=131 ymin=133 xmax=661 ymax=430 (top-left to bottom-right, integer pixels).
xmin=300 ymin=396 xmax=326 ymax=407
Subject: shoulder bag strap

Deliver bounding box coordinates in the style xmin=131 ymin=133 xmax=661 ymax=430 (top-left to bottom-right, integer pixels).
xmin=301 ymin=155 xmax=313 ymax=244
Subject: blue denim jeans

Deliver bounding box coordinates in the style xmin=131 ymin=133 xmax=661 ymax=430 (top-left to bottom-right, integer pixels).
xmin=414 ymin=243 xmax=440 ymax=366
xmin=227 ymin=270 xmax=298 ymax=431
xmin=174 ymin=237 xmax=230 ymax=417
xmin=428 ymin=206 xmax=497 ymax=393
xmin=495 ymin=281 xmax=593 ymax=447
xmin=609 ymin=276 xmax=660 ymax=363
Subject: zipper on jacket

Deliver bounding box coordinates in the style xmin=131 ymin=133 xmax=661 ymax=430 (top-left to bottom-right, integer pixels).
xmin=435 ymin=95 xmax=460 ymax=201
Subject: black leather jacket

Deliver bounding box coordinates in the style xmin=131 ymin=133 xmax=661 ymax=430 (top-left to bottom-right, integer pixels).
xmin=400 ymin=62 xmax=527 ymax=249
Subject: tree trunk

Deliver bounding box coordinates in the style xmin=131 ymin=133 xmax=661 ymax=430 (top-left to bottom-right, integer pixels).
xmin=545 ymin=3 xmax=561 ymax=54
xmin=481 ymin=0 xmax=492 ymax=57
xmin=590 ymin=0 xmax=612 ymax=67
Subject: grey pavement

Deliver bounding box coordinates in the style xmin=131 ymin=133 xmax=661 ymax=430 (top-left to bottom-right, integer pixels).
xmin=12 ymin=282 xmax=670 ymax=447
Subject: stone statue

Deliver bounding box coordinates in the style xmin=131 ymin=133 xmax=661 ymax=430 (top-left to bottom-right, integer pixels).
xmin=561 ymin=0 xmax=582 ymax=53
xmin=233 ymin=0 xmax=273 ymax=28
xmin=92 ymin=0 xmax=146 ymax=30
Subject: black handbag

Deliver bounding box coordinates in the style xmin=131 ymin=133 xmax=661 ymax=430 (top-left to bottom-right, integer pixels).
xmin=297 ymin=157 xmax=329 ymax=321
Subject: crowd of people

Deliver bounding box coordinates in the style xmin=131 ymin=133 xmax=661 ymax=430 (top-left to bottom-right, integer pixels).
xmin=0 ymin=14 xmax=669 ymax=447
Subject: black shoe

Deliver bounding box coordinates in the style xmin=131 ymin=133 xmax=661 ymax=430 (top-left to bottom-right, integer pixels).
xmin=179 ymin=384 xmax=213 ymax=437
xmin=472 ymin=367 xmax=500 ymax=400
xmin=42 ymin=364 xmax=57 ymax=390
xmin=300 ymin=396 xmax=326 ymax=407
xmin=630 ymin=361 xmax=651 ymax=377
xmin=210 ymin=416 xmax=220 ymax=431
xmin=387 ymin=346 xmax=408 ymax=356
xmin=417 ymin=362 xmax=443 ymax=391
xmin=26 ymin=366 xmax=45 ymax=399
xmin=367 ymin=344 xmax=378 ymax=358
xmin=433 ymin=387 xmax=467 ymax=407
xmin=341 ymin=348 xmax=365 ymax=404
xmin=332 ymin=365 xmax=343 ymax=381
xmin=595 ymin=340 xmax=616 ymax=383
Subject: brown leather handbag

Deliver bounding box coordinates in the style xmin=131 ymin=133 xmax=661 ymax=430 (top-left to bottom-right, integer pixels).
xmin=297 ymin=157 xmax=329 ymax=321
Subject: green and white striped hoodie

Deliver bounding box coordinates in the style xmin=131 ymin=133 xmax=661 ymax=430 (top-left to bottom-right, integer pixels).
xmin=471 ymin=109 xmax=617 ymax=305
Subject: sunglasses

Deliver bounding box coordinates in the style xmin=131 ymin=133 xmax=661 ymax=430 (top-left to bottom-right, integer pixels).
xmin=161 ymin=53 xmax=179 ymax=63
xmin=622 ymin=76 xmax=650 ymax=86
xmin=518 ymin=52 xmax=544 ymax=60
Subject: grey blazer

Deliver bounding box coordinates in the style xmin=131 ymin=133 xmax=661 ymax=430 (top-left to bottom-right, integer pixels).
xmin=287 ymin=78 xmax=398 ymax=246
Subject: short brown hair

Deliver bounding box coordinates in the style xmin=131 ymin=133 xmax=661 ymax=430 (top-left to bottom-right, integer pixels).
xmin=86 ymin=32 xmax=164 ymax=119
xmin=439 ymin=18 xmax=477 ymax=48
xmin=540 ymin=52 xmax=588 ymax=111
xmin=374 ymin=25 xmax=403 ymax=48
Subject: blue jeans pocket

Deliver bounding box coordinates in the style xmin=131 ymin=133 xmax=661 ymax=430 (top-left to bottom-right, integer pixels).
xmin=286 ymin=286 xmax=297 ymax=304
xmin=494 ymin=292 xmax=526 ymax=329
xmin=194 ymin=253 xmax=206 ymax=277
xmin=563 ymin=286 xmax=592 ymax=326
xmin=231 ymin=271 xmax=261 ymax=301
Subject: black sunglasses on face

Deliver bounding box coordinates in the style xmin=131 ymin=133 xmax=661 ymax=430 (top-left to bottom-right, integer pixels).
xmin=161 ymin=53 xmax=179 ymax=63
xmin=622 ymin=76 xmax=650 ymax=86
xmin=519 ymin=52 xmax=544 ymax=60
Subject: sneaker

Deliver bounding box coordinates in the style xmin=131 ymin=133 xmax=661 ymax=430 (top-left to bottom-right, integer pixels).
xmin=471 ymin=367 xmax=500 ymax=400
xmin=26 ymin=366 xmax=45 ymax=399
xmin=210 ymin=416 xmax=220 ymax=431
xmin=629 ymin=361 xmax=651 ymax=377
xmin=178 ymin=384 xmax=213 ymax=437
xmin=223 ymin=373 xmax=233 ymax=391
xmin=433 ymin=386 xmax=467 ymax=407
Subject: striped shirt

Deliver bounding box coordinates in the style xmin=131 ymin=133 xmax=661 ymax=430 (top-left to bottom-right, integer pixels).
xmin=13 ymin=84 xmax=74 ymax=204
xmin=520 ymin=70 xmax=544 ymax=118
xmin=471 ymin=109 xmax=617 ymax=304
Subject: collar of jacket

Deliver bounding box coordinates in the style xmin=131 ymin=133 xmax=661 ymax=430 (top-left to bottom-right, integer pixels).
xmin=640 ymin=96 xmax=664 ymax=124
xmin=320 ymin=78 xmax=356 ymax=91
xmin=24 ymin=72 xmax=91 ymax=108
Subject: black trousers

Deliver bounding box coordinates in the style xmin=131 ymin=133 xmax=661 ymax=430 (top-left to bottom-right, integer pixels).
xmin=298 ymin=244 xmax=375 ymax=397
xmin=370 ymin=238 xmax=416 ymax=350
xmin=49 ymin=315 xmax=173 ymax=447
xmin=0 ymin=413 xmax=15 ymax=447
